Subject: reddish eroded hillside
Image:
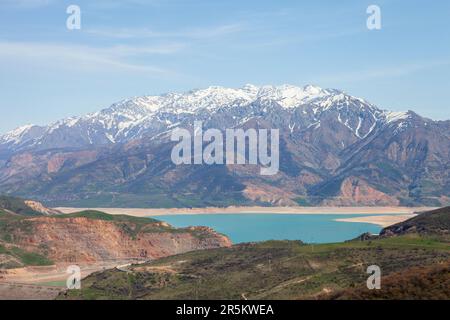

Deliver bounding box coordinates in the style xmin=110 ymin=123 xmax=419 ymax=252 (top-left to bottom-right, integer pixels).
xmin=2 ymin=212 xmax=232 ymax=265
xmin=321 ymin=177 xmax=400 ymax=206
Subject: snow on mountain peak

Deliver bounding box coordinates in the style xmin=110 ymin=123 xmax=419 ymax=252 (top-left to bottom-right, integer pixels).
xmin=106 ymin=84 xmax=347 ymax=114
xmin=0 ymin=124 xmax=43 ymax=145
xmin=99 ymin=84 xmax=351 ymax=116
xmin=253 ymin=84 xmax=334 ymax=108
xmin=4 ymin=124 xmax=35 ymax=137
xmin=242 ymin=83 xmax=260 ymax=94
xmin=0 ymin=84 xmax=419 ymax=152
xmin=384 ymin=111 xmax=410 ymax=123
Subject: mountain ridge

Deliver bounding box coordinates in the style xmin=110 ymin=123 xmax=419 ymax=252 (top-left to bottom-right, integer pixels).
xmin=0 ymin=84 xmax=448 ymax=207
xmin=0 ymin=84 xmax=407 ymax=151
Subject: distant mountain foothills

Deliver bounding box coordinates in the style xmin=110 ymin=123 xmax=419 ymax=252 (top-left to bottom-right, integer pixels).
xmin=60 ymin=207 xmax=450 ymax=300
xmin=0 ymin=84 xmax=449 ymax=207
xmin=0 ymin=196 xmax=231 ymax=269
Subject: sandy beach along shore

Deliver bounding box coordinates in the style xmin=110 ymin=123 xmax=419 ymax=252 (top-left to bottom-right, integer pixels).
xmin=335 ymin=214 xmax=417 ymax=227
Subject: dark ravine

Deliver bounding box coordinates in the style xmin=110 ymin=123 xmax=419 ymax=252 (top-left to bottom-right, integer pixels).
xmin=0 ymin=85 xmax=448 ymax=208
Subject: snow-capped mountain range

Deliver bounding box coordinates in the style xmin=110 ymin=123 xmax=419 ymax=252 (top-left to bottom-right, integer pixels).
xmin=0 ymin=84 xmax=448 ymax=208
xmin=1 ymin=84 xmax=411 ymax=152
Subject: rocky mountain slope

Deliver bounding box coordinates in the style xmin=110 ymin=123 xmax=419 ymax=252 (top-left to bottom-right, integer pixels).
xmin=0 ymin=197 xmax=231 ymax=269
xmin=59 ymin=207 xmax=450 ymax=300
xmin=0 ymin=84 xmax=448 ymax=207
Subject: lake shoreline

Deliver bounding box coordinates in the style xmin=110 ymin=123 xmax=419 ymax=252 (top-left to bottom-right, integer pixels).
xmin=55 ymin=206 xmax=433 ymax=228
xmin=334 ymin=214 xmax=417 ymax=227
xmin=56 ymin=206 xmax=435 ymax=217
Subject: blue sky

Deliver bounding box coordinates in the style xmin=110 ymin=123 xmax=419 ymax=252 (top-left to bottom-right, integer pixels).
xmin=0 ymin=0 xmax=449 ymax=133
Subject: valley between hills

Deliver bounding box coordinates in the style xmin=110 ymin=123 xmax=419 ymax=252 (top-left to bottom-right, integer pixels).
xmin=0 ymin=196 xmax=231 ymax=299
xmin=0 ymin=195 xmax=449 ymax=300
xmin=56 ymin=205 xmax=429 ymax=228
xmin=59 ymin=206 xmax=450 ymax=300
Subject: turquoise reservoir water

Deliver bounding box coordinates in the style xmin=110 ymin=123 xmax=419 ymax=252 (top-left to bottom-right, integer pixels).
xmin=153 ymin=214 xmax=383 ymax=244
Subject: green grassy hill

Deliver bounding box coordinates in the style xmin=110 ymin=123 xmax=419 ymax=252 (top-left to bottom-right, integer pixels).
xmin=0 ymin=195 xmax=43 ymax=216
xmin=60 ymin=207 xmax=450 ymax=300
xmin=61 ymin=235 xmax=450 ymax=300
xmin=324 ymin=261 xmax=450 ymax=300
xmin=0 ymin=196 xmax=51 ymax=268
xmin=381 ymin=206 xmax=450 ymax=239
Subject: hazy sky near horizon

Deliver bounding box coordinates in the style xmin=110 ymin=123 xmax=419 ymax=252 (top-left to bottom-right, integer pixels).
xmin=0 ymin=0 xmax=449 ymax=133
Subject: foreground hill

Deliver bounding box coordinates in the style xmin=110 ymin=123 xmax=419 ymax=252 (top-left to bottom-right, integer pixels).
xmin=324 ymin=262 xmax=450 ymax=300
xmin=1 ymin=85 xmax=448 ymax=207
xmin=0 ymin=197 xmax=231 ymax=269
xmin=381 ymin=206 xmax=450 ymax=239
xmin=60 ymin=207 xmax=450 ymax=300
xmin=0 ymin=195 xmax=59 ymax=216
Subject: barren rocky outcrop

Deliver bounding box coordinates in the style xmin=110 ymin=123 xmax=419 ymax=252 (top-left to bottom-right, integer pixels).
xmin=14 ymin=216 xmax=231 ymax=263
xmin=321 ymin=177 xmax=400 ymax=206
xmin=23 ymin=201 xmax=61 ymax=215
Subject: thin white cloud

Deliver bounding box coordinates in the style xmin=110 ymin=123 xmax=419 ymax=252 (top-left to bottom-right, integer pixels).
xmin=317 ymin=60 xmax=450 ymax=83
xmin=87 ymin=23 xmax=244 ymax=40
xmin=0 ymin=0 xmax=158 ymax=9
xmin=86 ymin=0 xmax=161 ymax=10
xmin=0 ymin=0 xmax=53 ymax=8
xmin=0 ymin=41 xmax=180 ymax=75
